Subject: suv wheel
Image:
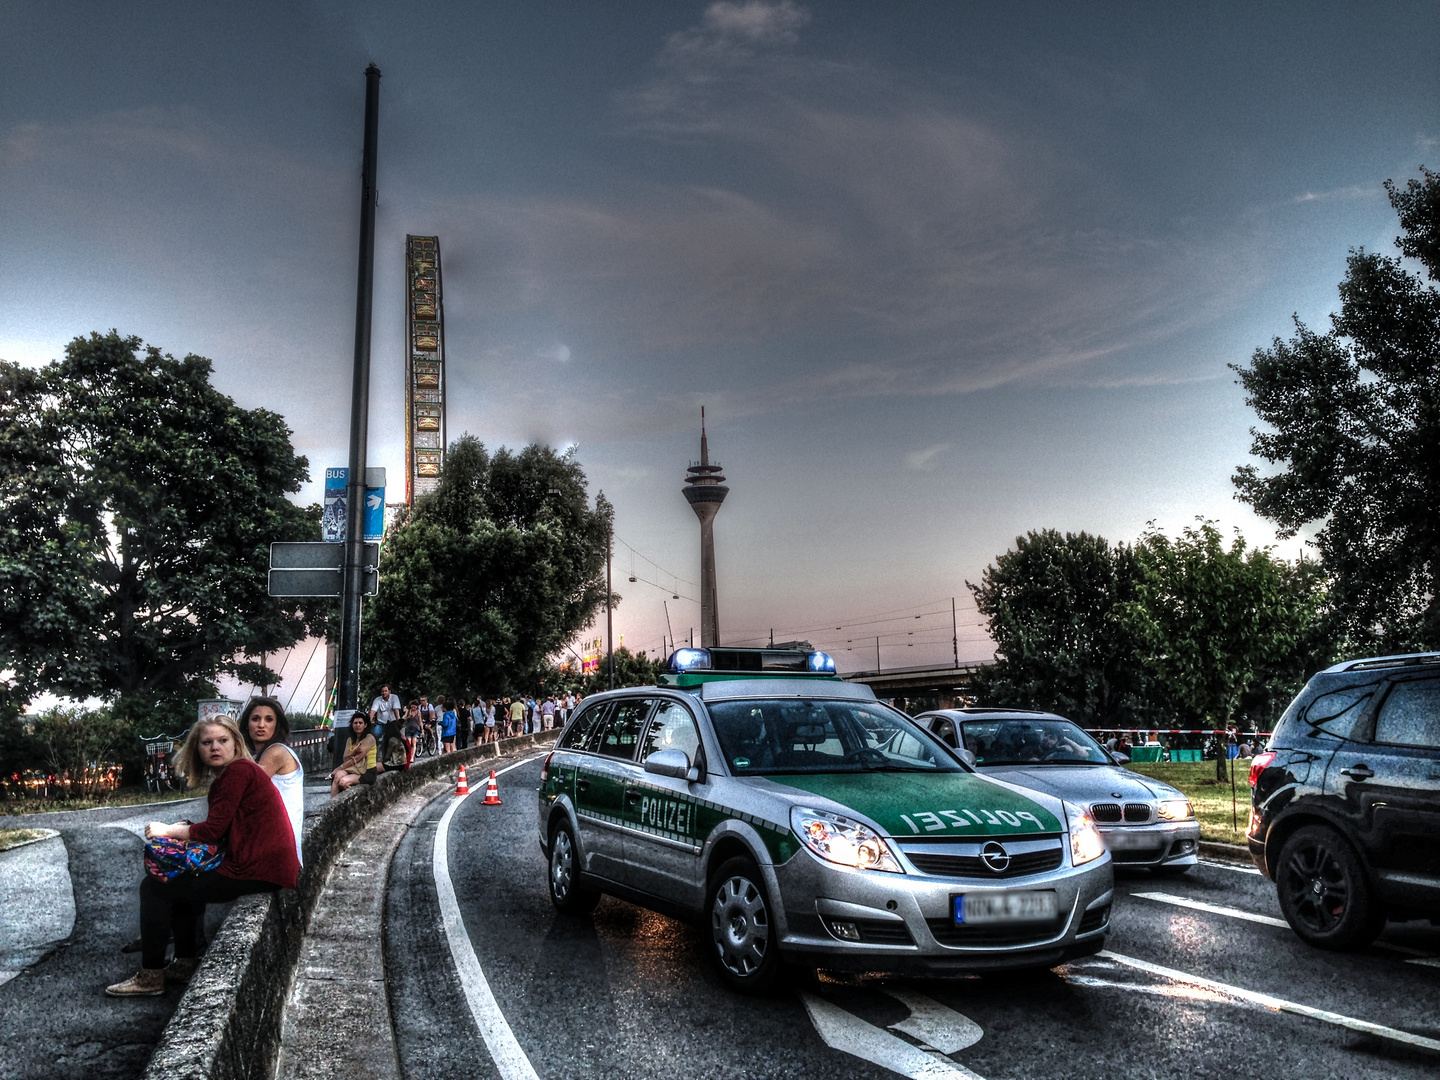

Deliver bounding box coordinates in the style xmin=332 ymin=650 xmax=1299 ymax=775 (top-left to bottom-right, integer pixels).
xmin=548 ymin=820 xmax=599 ymax=914
xmin=1275 ymin=825 xmax=1383 ymax=950
xmin=708 ymin=857 xmax=781 ymax=993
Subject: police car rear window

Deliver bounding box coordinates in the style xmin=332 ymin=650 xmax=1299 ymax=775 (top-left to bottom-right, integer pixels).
xmin=707 ymin=699 xmax=961 ymax=775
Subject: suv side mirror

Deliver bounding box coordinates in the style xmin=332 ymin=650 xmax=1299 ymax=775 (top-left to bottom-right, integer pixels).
xmin=644 ymin=748 xmax=693 ymax=780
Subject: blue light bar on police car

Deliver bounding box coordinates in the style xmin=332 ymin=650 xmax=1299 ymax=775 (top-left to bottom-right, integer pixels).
xmin=807 ymin=651 xmax=837 ymax=672
xmin=668 ymin=648 xmax=712 ymax=672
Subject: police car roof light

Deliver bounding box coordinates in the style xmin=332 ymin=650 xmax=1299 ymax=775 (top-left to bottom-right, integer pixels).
xmin=808 ymin=651 xmax=837 ymax=672
xmin=668 ymin=648 xmax=712 ymax=673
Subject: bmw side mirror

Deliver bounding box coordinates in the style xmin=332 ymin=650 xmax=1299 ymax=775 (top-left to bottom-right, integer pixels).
xmin=644 ymin=748 xmax=692 ymax=780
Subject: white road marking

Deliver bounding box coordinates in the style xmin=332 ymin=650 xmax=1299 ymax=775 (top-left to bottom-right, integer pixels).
xmin=1133 ymin=891 xmax=1289 ymax=928
xmin=881 ymin=985 xmax=984 ymax=1054
xmin=1095 ymin=950 xmax=1440 ymax=1052
xmin=433 ymin=754 xmax=545 ymax=1080
xmin=801 ymin=992 xmax=984 ymax=1079
xmin=1200 ymin=859 xmax=1262 ymax=875
xmin=1407 ymin=957 xmax=1440 ymax=969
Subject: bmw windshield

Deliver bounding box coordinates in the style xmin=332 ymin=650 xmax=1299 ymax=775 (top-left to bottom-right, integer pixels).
xmin=708 ymin=699 xmax=963 ymax=775
xmin=960 ymin=719 xmax=1110 ymax=766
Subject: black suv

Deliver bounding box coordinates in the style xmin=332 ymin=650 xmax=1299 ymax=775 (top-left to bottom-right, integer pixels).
xmin=1249 ymin=653 xmax=1440 ymax=949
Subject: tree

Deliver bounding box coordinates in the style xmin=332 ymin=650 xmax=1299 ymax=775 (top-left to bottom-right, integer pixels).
xmin=1233 ymin=167 xmax=1440 ymax=651
xmin=1118 ymin=520 xmax=1331 ymax=778
xmin=576 ymin=646 xmax=664 ymax=695
xmin=31 ymin=705 xmax=125 ymax=799
xmin=0 ymin=331 xmax=319 ymax=728
xmin=968 ymin=530 xmax=1153 ymax=727
xmin=362 ymin=437 xmax=612 ymax=697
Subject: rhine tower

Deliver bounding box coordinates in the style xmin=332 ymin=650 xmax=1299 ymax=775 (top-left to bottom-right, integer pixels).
xmin=682 ymin=407 xmax=728 ymax=647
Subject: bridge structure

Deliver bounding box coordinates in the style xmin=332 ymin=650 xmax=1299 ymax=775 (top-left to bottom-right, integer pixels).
xmin=841 ymin=661 xmax=989 ymax=711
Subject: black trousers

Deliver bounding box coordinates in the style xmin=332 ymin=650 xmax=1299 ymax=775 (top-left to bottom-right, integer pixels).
xmin=139 ymin=871 xmax=276 ymax=969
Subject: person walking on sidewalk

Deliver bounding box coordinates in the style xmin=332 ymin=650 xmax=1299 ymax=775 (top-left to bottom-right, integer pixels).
xmin=369 ymin=685 xmax=401 ymax=742
xmin=402 ymin=700 xmax=421 ymax=768
xmin=440 ymin=698 xmax=457 ymax=754
xmin=509 ymin=697 xmax=525 ymax=738
xmin=106 ymin=715 xmax=299 ymax=997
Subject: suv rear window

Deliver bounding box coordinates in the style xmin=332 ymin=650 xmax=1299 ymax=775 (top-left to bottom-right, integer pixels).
xmin=1374 ymin=679 xmax=1440 ymax=749
xmin=1301 ymin=684 xmax=1376 ymax=739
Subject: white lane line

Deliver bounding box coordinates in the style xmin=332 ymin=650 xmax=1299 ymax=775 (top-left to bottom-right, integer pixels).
xmin=433 ymin=754 xmax=545 ymax=1080
xmin=1407 ymin=958 xmax=1440 ymax=969
xmin=881 ymin=985 xmax=984 ymax=1054
xmin=1133 ymin=891 xmax=1289 ymax=928
xmin=801 ymin=992 xmax=984 ymax=1079
xmin=1096 ymin=950 xmax=1440 ymax=1053
xmin=1200 ymin=859 xmax=1262 ymax=875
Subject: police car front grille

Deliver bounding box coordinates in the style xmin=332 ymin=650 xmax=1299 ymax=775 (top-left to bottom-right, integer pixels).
xmin=1078 ymin=904 xmax=1111 ymax=934
xmin=905 ymin=847 xmax=1063 ymax=878
xmin=926 ymin=919 xmax=1062 ymax=947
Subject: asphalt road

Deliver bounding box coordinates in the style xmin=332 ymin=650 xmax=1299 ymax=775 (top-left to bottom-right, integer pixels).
xmin=385 ymin=756 xmax=1440 ymax=1080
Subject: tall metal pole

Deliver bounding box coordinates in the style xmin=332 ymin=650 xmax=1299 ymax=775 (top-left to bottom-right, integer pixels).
xmin=952 ymin=596 xmax=959 ymax=668
xmin=606 ymin=523 xmax=615 ymax=690
xmin=337 ymin=63 xmax=381 ymax=715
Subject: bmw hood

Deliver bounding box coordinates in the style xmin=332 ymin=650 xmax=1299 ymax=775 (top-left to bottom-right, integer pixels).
xmin=759 ymin=771 xmax=1065 ymax=839
xmin=978 ymin=764 xmax=1182 ymax=806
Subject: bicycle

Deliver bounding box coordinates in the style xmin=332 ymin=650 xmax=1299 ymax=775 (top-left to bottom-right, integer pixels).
xmin=420 ymin=722 xmax=439 ymax=757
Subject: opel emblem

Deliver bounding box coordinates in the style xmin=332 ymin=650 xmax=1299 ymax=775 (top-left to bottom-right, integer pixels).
xmin=981 ymin=841 xmax=1011 ymax=873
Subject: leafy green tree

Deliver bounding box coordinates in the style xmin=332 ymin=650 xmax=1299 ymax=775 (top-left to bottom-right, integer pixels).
xmin=1118 ymin=520 xmax=1331 ymax=778
xmin=31 ymin=705 xmax=125 ymax=799
xmin=0 ymin=332 xmax=320 ymax=734
xmin=577 ymin=646 xmax=664 ymax=695
xmin=363 ymin=437 xmax=612 ymax=696
xmin=968 ymin=530 xmax=1152 ymax=726
xmin=1233 ymin=168 xmax=1440 ymax=651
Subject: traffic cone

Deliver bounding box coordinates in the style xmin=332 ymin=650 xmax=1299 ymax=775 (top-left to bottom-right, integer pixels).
xmin=481 ymin=769 xmax=502 ymax=805
xmin=454 ymin=766 xmax=470 ymax=796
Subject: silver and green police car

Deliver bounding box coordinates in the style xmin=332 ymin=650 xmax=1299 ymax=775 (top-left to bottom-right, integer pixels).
xmin=538 ymin=648 xmax=1114 ymax=992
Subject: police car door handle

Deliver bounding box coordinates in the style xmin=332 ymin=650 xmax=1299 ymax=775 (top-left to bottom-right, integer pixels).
xmin=1341 ymin=764 xmax=1374 ymax=780
xmin=576 ymin=778 xmax=590 ymax=792
xmin=625 ymin=789 xmax=642 ymax=805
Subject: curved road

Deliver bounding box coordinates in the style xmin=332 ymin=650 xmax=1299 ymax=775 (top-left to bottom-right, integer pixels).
xmin=385 ymin=756 xmax=1440 ymax=1080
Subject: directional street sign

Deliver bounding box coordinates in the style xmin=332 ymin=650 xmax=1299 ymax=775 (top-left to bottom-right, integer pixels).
xmin=268 ymin=541 xmax=380 ymax=597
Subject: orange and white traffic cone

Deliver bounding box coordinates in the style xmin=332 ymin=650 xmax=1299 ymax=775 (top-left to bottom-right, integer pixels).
xmin=454 ymin=766 xmax=470 ymax=796
xmin=480 ymin=769 xmax=502 ymax=805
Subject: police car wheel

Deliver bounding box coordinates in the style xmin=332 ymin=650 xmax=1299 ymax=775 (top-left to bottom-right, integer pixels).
xmin=548 ymin=821 xmax=599 ymax=914
xmin=708 ymin=857 xmax=780 ymax=993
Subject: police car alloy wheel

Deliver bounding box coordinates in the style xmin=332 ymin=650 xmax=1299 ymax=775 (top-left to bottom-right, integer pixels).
xmin=709 ymin=856 xmax=781 ymax=992
xmin=549 ymin=820 xmax=599 ymax=914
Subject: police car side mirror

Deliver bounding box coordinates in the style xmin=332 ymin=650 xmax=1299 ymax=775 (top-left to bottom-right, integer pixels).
xmin=644 ymin=748 xmax=692 ymax=780
xmin=958 ymin=748 xmax=977 ymax=767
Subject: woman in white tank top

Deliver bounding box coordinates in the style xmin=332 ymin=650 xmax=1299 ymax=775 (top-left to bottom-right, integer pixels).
xmin=240 ymin=696 xmax=305 ymax=866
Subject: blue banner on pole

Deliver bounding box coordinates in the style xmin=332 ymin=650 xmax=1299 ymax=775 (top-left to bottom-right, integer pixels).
xmin=323 ymin=468 xmax=384 ymax=542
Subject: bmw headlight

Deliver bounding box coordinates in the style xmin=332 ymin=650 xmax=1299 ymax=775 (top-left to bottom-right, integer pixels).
xmin=1156 ymin=798 xmax=1194 ymax=821
xmin=1065 ymin=801 xmax=1106 ymax=866
xmin=791 ymin=807 xmax=903 ymax=873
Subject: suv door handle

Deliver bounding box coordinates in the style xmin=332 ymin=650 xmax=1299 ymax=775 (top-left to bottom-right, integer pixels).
xmin=576 ymin=778 xmax=590 ymax=792
xmin=1341 ymin=764 xmax=1374 ymax=780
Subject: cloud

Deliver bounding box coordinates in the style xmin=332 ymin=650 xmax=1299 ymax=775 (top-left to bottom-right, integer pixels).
xmin=904 ymin=443 xmax=953 ymax=471
xmin=1293 ymin=184 xmax=1381 ymax=203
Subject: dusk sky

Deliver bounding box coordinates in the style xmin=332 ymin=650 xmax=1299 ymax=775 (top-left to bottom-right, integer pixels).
xmin=3 ymin=2 xmax=1436 ymax=706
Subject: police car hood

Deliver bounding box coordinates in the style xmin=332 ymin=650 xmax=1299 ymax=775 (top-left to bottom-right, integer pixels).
xmin=979 ymin=764 xmax=1181 ymax=806
xmin=755 ymin=770 xmax=1065 ymax=838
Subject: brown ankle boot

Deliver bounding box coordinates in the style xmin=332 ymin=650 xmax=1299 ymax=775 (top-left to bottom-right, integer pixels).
xmin=163 ymin=957 xmax=198 ymax=983
xmin=105 ymin=968 xmax=165 ymax=997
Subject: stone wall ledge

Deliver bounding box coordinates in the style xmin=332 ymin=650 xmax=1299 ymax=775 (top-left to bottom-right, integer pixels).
xmin=141 ymin=733 xmax=557 ymax=1080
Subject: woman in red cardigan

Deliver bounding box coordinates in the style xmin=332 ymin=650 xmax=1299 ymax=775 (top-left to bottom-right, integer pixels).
xmin=106 ymin=714 xmax=300 ymax=997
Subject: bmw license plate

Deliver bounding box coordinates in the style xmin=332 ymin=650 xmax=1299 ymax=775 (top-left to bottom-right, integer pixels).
xmin=954 ymin=890 xmax=1057 ymax=925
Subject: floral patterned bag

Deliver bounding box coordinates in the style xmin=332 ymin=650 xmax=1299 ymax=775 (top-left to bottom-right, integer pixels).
xmin=144 ymin=836 xmax=223 ymax=881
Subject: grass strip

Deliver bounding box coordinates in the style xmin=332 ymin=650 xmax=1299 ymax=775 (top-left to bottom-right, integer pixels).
xmin=1 ymin=785 xmax=201 ymax=816
xmin=1125 ymin=760 xmax=1252 ymax=845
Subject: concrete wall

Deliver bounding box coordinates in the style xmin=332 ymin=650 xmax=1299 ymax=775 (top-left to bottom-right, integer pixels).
xmin=140 ymin=733 xmax=556 ymax=1080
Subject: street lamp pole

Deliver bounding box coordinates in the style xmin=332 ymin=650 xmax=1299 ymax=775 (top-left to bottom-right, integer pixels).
xmin=606 ymin=521 xmax=615 ymax=691
xmin=337 ymin=62 xmax=381 ymax=715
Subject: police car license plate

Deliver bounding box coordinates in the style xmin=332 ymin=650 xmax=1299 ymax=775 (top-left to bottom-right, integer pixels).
xmin=954 ymin=890 xmax=1057 ymax=925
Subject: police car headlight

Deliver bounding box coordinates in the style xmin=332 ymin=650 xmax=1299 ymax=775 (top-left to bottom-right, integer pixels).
xmin=1065 ymin=802 xmax=1106 ymax=866
xmin=1156 ymin=798 xmax=1193 ymax=821
xmin=790 ymin=807 xmax=903 ymax=873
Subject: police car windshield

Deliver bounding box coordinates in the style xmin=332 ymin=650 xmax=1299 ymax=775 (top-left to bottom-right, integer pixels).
xmin=707 ymin=699 xmax=961 ymax=775
xmin=959 ymin=719 xmax=1109 ymax=766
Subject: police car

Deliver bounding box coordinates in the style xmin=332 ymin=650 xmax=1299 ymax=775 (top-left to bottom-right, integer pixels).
xmin=538 ymin=648 xmax=1114 ymax=991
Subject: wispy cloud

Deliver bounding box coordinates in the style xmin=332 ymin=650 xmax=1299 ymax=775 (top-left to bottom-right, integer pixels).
xmin=1293 ymin=184 xmax=1381 ymax=203
xmin=904 ymin=443 xmax=952 ymax=471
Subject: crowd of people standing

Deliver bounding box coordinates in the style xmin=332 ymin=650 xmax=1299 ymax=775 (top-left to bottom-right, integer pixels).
xmin=330 ymin=684 xmax=581 ymax=784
